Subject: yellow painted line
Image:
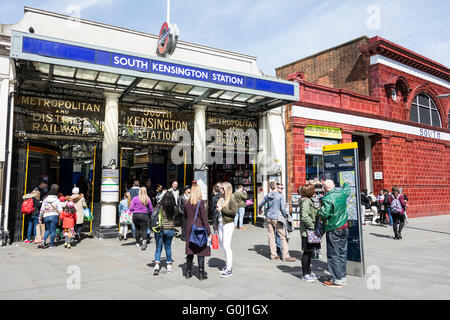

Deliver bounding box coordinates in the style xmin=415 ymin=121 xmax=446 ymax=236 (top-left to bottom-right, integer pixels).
xmin=90 ymin=145 xmax=96 ymax=235
xmin=22 ymin=143 xmax=30 ymax=242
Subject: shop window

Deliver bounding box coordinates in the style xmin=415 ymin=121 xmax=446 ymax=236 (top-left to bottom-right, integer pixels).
xmin=305 ymin=155 xmax=324 ymax=181
xmin=410 ymin=93 xmax=441 ymax=128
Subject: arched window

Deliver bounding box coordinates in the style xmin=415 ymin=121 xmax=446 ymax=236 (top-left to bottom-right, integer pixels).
xmin=410 ymin=93 xmax=441 ymax=128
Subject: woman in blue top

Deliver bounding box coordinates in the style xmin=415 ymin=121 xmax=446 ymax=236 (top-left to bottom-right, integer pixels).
xmin=118 ymin=192 xmax=135 ymax=241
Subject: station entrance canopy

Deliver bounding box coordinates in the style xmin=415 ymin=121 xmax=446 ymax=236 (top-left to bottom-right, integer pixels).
xmin=10 ymin=30 xmax=299 ymax=115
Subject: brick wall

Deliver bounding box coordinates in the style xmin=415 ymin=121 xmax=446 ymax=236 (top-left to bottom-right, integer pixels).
xmin=287 ymin=115 xmax=450 ymax=218
xmin=276 ymin=37 xmax=370 ymax=96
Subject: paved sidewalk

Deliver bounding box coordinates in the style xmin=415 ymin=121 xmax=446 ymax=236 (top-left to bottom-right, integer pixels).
xmin=0 ymin=215 xmax=449 ymax=300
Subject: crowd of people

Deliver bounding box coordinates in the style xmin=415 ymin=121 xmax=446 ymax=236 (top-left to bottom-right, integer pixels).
xmin=361 ymin=186 xmax=409 ymax=239
xmin=22 ymin=181 xmax=89 ymax=249
xmin=21 ymin=176 xmax=410 ymax=287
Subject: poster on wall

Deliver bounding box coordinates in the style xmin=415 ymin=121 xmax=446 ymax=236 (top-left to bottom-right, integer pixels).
xmin=322 ymin=143 xmax=365 ymax=278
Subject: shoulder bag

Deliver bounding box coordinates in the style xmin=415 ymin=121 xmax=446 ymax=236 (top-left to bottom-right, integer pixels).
xmin=189 ymin=201 xmax=208 ymax=248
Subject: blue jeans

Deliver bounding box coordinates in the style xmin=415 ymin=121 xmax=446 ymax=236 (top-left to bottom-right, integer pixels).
xmin=234 ymin=207 xmax=245 ymax=228
xmin=387 ymin=208 xmax=393 ymax=226
xmin=43 ymin=215 xmax=59 ymax=246
xmin=275 ymin=231 xmax=282 ymax=252
xmin=26 ymin=215 xmax=39 ymax=240
xmin=326 ymin=228 xmax=349 ymax=284
xmin=154 ymin=230 xmax=175 ymax=263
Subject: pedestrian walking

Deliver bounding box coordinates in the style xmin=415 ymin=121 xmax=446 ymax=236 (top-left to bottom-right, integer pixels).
xmin=318 ymin=180 xmax=351 ymax=288
xmin=217 ymin=182 xmax=238 ymax=278
xmin=118 ymin=192 xmax=135 ymax=241
xmin=153 ymin=189 xmax=178 ymax=276
xmin=391 ymin=187 xmax=407 ymax=240
xmin=233 ymin=185 xmax=247 ymax=230
xmin=299 ymin=183 xmax=321 ymax=283
xmin=383 ymin=189 xmax=394 ymax=226
xmin=258 ymin=181 xmax=296 ymax=262
xmin=129 ymin=180 xmax=141 ymax=200
xmin=376 ymin=189 xmax=386 ymax=224
xmin=68 ymin=187 xmax=87 ymax=242
xmin=178 ymin=186 xmax=191 ymax=241
xmin=59 ymin=202 xmax=77 ymax=249
xmin=38 ymin=189 xmax=63 ymax=249
xmin=184 ymin=182 xmax=211 ymax=280
xmin=129 ymin=187 xmax=153 ymax=250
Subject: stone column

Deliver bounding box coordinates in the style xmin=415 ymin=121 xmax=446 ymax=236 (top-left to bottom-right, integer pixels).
xmin=193 ymin=104 xmax=207 ymax=200
xmin=97 ymin=91 xmax=120 ymax=239
xmin=194 ymin=104 xmax=206 ymax=170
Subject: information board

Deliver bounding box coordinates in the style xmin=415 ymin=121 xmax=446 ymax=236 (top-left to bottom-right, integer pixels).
xmin=101 ymin=169 xmax=120 ymax=202
xmin=322 ymin=143 xmax=365 ymax=277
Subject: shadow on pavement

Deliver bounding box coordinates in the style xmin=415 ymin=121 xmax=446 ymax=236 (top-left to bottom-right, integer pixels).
xmin=370 ymin=233 xmax=394 ymax=239
xmin=207 ymin=257 xmax=226 ymax=271
xmin=248 ymin=244 xmax=271 ymax=259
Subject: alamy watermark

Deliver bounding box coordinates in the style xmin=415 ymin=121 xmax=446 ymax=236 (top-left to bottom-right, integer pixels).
xmin=366 ymin=265 xmax=381 ymax=290
xmin=66 ymin=265 xmax=81 ymax=290
xmin=366 ymin=5 xmax=381 ymax=30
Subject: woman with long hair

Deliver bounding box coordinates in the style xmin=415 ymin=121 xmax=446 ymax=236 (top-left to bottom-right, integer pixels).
xmin=217 ymin=182 xmax=238 ymax=278
xmin=184 ymin=182 xmax=211 ymax=280
xmin=129 ymin=187 xmax=153 ymax=250
xmin=153 ymin=187 xmax=177 ymax=276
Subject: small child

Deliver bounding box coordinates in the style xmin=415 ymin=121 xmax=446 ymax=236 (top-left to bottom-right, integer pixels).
xmin=60 ymin=202 xmax=77 ymax=249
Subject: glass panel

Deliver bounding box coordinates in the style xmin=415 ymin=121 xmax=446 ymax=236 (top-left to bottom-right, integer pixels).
xmin=219 ymin=91 xmax=240 ymax=100
xmin=136 ymin=79 xmax=158 ymax=89
xmin=209 ymin=90 xmax=225 ymax=98
xmin=410 ymin=104 xmax=418 ymax=123
xmin=188 ymin=86 xmax=209 ymax=96
xmin=418 ymin=94 xmax=429 ymax=106
xmin=247 ymin=96 xmax=265 ymax=103
xmin=154 ymin=81 xmax=176 ymax=91
xmin=117 ymin=75 xmax=136 ymax=86
xmin=234 ymin=93 xmax=253 ymax=102
xmin=430 ymin=99 xmax=437 ymax=110
xmin=172 ymin=84 xmax=194 ymax=94
xmin=53 ymin=65 xmax=76 ymax=77
xmin=306 ymin=155 xmax=324 ymax=181
xmin=76 ymin=69 xmax=98 ymax=81
xmin=33 ymin=62 xmax=50 ymax=74
xmin=97 ymin=72 xmax=120 ymax=83
xmin=419 ymin=106 xmax=431 ymax=125
xmin=431 ymin=109 xmax=441 ymax=128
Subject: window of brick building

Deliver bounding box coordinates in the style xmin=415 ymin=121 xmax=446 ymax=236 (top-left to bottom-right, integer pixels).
xmin=410 ymin=93 xmax=441 ymax=128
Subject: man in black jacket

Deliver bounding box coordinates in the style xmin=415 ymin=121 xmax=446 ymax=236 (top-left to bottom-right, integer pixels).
xmin=210 ymin=183 xmax=223 ymax=231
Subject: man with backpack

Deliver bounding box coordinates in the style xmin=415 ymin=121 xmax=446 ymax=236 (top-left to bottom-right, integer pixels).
xmin=390 ymin=187 xmax=407 ymax=240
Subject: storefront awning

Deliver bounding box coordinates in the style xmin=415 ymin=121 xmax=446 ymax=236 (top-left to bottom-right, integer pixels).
xmin=10 ymin=30 xmax=299 ymax=114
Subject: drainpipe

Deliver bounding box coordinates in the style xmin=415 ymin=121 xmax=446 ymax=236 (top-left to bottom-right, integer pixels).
xmin=1 ymin=91 xmax=15 ymax=244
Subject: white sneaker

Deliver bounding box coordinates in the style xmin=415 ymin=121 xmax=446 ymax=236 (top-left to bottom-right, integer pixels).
xmin=310 ymin=272 xmax=318 ymax=280
xmin=220 ymin=269 xmax=232 ymax=278
xmin=167 ymin=264 xmax=172 ymax=273
xmin=136 ymin=244 xmax=140 ymax=248
xmin=302 ymin=274 xmax=315 ymax=283
xmin=219 ymin=266 xmax=227 ymax=274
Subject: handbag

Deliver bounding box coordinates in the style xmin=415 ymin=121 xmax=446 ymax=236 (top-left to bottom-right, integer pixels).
xmin=35 ymin=223 xmax=45 ymax=243
xmin=212 ymin=232 xmax=219 ymax=250
xmin=83 ymin=208 xmax=93 ymax=222
xmin=189 ymin=201 xmax=208 ymax=248
xmin=306 ymin=229 xmax=322 ymax=244
xmin=120 ymin=209 xmax=133 ymax=225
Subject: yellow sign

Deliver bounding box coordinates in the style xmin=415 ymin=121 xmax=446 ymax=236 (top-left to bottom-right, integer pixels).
xmin=322 ymin=142 xmax=358 ymax=152
xmin=305 ymin=125 xmax=342 ymax=139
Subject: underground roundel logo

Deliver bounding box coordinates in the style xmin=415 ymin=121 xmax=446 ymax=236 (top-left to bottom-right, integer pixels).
xmin=157 ymin=22 xmax=179 ymax=57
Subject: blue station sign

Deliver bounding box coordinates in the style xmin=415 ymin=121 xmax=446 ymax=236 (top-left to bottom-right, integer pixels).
xmin=20 ymin=36 xmax=296 ymax=97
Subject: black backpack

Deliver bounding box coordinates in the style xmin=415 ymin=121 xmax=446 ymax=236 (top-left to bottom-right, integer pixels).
xmin=150 ymin=206 xmax=164 ymax=234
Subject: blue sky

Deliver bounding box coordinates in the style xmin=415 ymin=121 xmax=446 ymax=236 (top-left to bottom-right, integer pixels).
xmin=1 ymin=0 xmax=449 ymax=75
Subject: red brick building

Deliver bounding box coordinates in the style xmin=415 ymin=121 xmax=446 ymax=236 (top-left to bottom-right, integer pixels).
xmin=276 ymin=36 xmax=450 ymax=218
